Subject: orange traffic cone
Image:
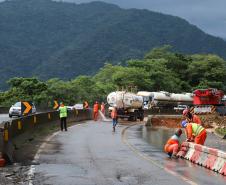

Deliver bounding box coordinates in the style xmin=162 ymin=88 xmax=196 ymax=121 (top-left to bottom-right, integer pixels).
xmin=0 ymin=153 xmax=6 ymax=167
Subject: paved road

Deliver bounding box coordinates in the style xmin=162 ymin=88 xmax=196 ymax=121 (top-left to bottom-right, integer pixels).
xmin=28 ymin=120 xmax=226 ymax=185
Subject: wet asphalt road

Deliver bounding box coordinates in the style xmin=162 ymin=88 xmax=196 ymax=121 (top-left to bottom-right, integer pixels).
xmin=28 ymin=120 xmax=226 ymax=185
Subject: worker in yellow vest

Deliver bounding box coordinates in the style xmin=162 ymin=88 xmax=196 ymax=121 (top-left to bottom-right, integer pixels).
xmin=59 ymin=102 xmax=68 ymax=131
xmin=181 ymin=120 xmax=207 ymax=145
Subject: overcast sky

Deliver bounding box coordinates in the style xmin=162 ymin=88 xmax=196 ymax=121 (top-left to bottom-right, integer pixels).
xmin=59 ymin=0 xmax=226 ymax=39
xmin=0 ymin=0 xmax=225 ymax=39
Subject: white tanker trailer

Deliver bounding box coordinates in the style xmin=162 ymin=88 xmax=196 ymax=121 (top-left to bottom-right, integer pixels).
xmin=107 ymin=91 xmax=144 ymax=121
xmin=137 ymin=91 xmax=193 ymax=109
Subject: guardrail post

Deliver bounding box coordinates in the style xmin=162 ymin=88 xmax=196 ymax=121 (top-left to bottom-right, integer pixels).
xmin=48 ymin=113 xmax=51 ymax=120
xmin=0 ymin=128 xmax=3 ymax=155
xmin=2 ymin=121 xmax=14 ymax=163
xmin=74 ymin=109 xmax=79 ymax=116
xmin=34 ymin=115 xmax=37 ymax=124
xmin=17 ymin=120 xmax=22 ymax=130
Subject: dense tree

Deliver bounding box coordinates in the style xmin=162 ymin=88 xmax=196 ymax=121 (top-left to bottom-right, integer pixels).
xmin=188 ymin=54 xmax=226 ymax=91
xmin=0 ymin=48 xmax=225 ymax=107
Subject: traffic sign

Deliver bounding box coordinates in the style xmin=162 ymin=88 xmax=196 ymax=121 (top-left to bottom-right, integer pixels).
xmin=53 ymin=100 xmax=59 ymax=110
xmin=21 ymin=101 xmax=32 ymax=115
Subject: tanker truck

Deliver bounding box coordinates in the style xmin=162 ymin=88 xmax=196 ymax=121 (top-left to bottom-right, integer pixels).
xmin=137 ymin=91 xmax=193 ymax=109
xmin=107 ymin=91 xmax=144 ymax=121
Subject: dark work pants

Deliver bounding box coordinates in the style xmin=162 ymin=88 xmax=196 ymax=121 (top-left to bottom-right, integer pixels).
xmin=60 ymin=117 xmax=67 ymax=131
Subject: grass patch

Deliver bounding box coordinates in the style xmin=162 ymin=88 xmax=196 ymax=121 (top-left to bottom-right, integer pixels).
xmin=215 ymin=127 xmax=226 ymax=136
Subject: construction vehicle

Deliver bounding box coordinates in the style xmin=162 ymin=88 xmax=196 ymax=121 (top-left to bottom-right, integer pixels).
xmin=107 ymin=91 xmax=144 ymax=121
xmin=192 ymin=88 xmax=225 ymax=114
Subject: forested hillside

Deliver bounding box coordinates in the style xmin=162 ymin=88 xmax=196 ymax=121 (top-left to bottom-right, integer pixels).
xmin=1 ymin=0 xmax=226 ymax=89
xmin=1 ymin=46 xmax=226 ymax=107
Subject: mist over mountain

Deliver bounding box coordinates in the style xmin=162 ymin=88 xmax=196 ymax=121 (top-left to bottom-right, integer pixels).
xmin=1 ymin=0 xmax=226 ymax=89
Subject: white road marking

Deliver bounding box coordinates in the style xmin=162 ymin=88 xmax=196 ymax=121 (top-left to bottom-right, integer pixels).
xmin=121 ymin=125 xmax=198 ymax=185
xmin=28 ymin=124 xmax=83 ymax=185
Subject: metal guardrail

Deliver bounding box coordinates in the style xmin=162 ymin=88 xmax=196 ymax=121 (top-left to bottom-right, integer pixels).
xmin=0 ymin=107 xmax=9 ymax=114
xmin=0 ymin=109 xmax=92 ymax=163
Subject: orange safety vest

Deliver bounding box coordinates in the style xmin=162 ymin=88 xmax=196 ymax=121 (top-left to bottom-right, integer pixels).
xmin=164 ymin=135 xmax=180 ymax=153
xmin=185 ymin=123 xmax=205 ymax=140
xmin=93 ymin=103 xmax=99 ymax=112
xmin=111 ymin=110 xmax=117 ymax=119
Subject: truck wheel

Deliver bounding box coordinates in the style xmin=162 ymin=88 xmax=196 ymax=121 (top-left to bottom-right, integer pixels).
xmin=140 ymin=116 xmax=144 ymax=121
xmin=128 ymin=117 xmax=132 ymax=121
xmin=133 ymin=115 xmax=137 ymax=121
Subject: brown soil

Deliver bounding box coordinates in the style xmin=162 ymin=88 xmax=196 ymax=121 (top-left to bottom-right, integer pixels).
xmin=150 ymin=114 xmax=226 ymax=129
xmin=151 ymin=117 xmax=182 ymax=128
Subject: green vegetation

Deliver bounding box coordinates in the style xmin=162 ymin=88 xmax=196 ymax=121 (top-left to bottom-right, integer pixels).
xmin=215 ymin=127 xmax=226 ymax=136
xmin=0 ymin=46 xmax=225 ymax=107
xmin=1 ymin=0 xmax=226 ymax=89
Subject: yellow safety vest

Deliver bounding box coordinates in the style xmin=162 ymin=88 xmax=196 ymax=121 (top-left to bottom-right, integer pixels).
xmin=59 ymin=106 xmax=67 ymax=118
xmin=191 ymin=123 xmax=204 ymax=136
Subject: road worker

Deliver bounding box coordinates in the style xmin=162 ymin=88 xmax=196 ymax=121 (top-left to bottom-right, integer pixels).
xmin=111 ymin=107 xmax=118 ymax=132
xmin=181 ymin=120 xmax=207 ymax=145
xmin=183 ymin=109 xmax=202 ymax=125
xmin=59 ymin=102 xmax=68 ymax=131
xmin=101 ymin=102 xmax=105 ymax=115
xmin=84 ymin=101 xmax=89 ymax=109
xmin=164 ymin=129 xmax=182 ymax=158
xmin=93 ymin=101 xmax=99 ymax=121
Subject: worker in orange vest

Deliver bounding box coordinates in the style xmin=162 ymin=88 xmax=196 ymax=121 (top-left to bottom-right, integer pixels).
xmin=93 ymin=101 xmax=99 ymax=121
xmin=181 ymin=120 xmax=207 ymax=145
xmin=111 ymin=107 xmax=118 ymax=132
xmin=183 ymin=109 xmax=202 ymax=125
xmin=164 ymin=129 xmax=182 ymax=158
xmin=101 ymin=102 xmax=105 ymax=115
xmin=84 ymin=101 xmax=89 ymax=109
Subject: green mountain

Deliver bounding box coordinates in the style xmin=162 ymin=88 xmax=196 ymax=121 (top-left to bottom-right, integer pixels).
xmin=1 ymin=0 xmax=226 ymax=89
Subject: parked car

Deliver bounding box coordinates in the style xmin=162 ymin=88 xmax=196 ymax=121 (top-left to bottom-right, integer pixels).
xmin=9 ymin=102 xmax=36 ymax=117
xmin=73 ymin=104 xmax=84 ymax=110
xmin=173 ymin=105 xmax=188 ymax=111
xmin=67 ymin=106 xmax=74 ymax=111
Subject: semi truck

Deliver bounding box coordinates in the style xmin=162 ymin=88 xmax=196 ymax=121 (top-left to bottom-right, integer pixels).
xmin=137 ymin=91 xmax=193 ymax=109
xmin=107 ymin=91 xmax=144 ymax=121
xmin=138 ymin=89 xmax=226 ymax=115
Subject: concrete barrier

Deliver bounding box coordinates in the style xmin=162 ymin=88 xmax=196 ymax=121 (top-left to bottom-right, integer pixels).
xmin=0 ymin=109 xmax=92 ymax=163
xmin=177 ymin=142 xmax=226 ymax=176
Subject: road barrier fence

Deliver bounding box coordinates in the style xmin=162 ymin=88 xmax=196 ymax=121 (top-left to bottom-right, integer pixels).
xmin=177 ymin=142 xmax=226 ymax=176
xmin=0 ymin=109 xmax=92 ymax=163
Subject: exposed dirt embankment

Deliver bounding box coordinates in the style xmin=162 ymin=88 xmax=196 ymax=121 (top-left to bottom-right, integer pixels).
xmin=151 ymin=117 xmax=182 ymax=128
xmin=149 ymin=114 xmax=226 ymax=129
